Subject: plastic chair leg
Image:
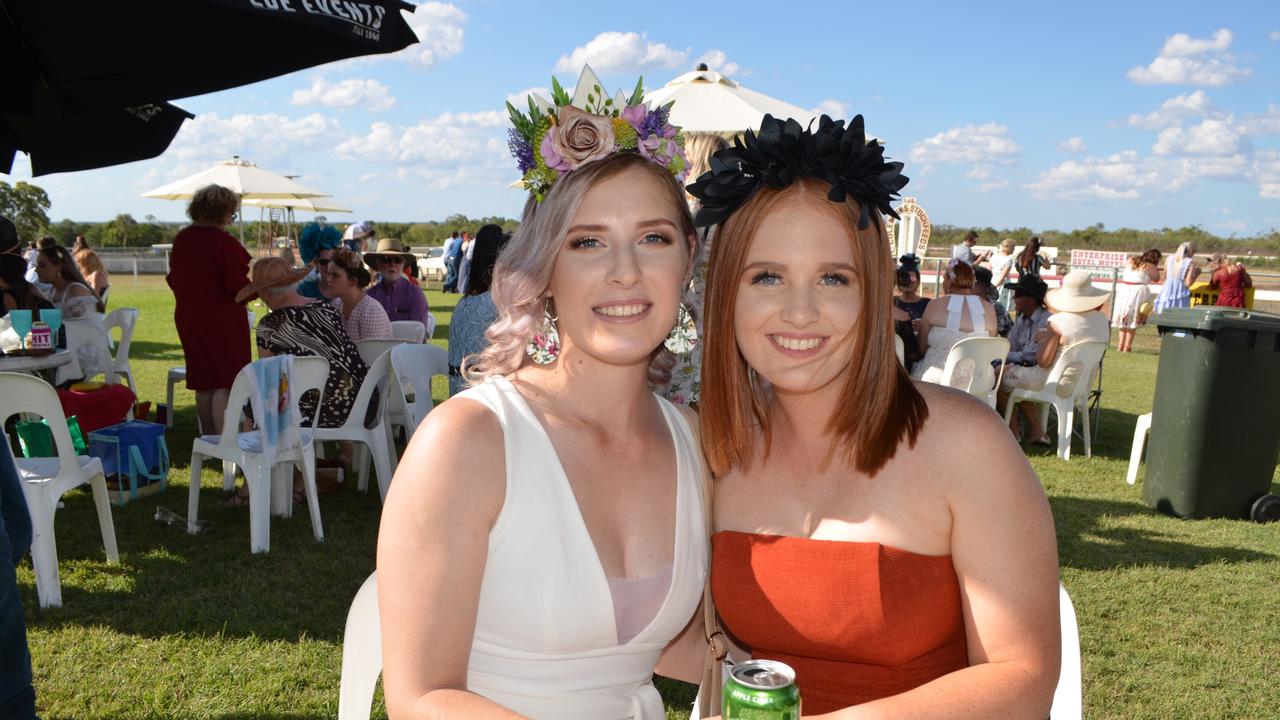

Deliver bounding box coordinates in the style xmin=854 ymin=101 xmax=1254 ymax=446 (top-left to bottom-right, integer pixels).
xmin=299 ymin=443 xmax=324 ymax=542
xmin=1126 ymin=413 xmax=1153 ymax=485
xmin=385 ymin=423 xmax=399 ymax=479
xmin=222 ymin=460 xmax=236 ymax=492
xmin=245 ymin=457 xmax=272 ymax=554
xmin=27 ymin=490 xmax=62 ymax=608
xmin=1057 ymin=404 xmax=1073 ymax=461
xmin=188 ymin=451 xmax=204 ymax=534
xmin=165 ymin=374 xmax=177 ymax=428
xmin=353 ymin=442 xmax=370 ymax=494
xmin=270 ymin=463 xmax=292 ymax=519
xmin=87 ymin=474 xmax=119 ymax=563
xmin=1080 ymin=399 xmax=1092 ymax=458
xmin=369 ymin=429 xmax=393 ymax=502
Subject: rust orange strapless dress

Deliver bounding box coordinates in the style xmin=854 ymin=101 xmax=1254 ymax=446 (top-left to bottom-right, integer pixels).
xmin=712 ymin=531 xmax=968 ymax=714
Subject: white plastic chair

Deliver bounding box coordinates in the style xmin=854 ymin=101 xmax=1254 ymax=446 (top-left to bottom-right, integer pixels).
xmin=356 ymin=338 xmax=408 ymax=367
xmin=389 ymin=320 xmax=426 ymax=344
xmin=313 ymin=350 xmax=397 ymax=501
xmin=1004 ymin=340 xmax=1107 ymax=461
xmin=1052 ymin=582 xmax=1083 ymax=720
xmin=104 ymin=307 xmax=139 ymax=390
xmin=64 ymin=317 xmax=115 ymax=384
xmin=940 ymin=336 xmax=1009 ymax=409
xmin=1 ymin=372 xmax=119 ymax=608
xmin=388 ymin=344 xmax=450 ymax=441
xmin=187 ymin=356 xmax=328 ymax=554
xmin=1126 ymin=412 xmax=1153 ymax=486
xmin=338 ymin=572 xmax=382 ymax=720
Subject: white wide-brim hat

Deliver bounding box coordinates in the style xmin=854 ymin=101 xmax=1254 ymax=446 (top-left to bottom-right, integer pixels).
xmin=1046 ymin=269 xmax=1111 ymax=313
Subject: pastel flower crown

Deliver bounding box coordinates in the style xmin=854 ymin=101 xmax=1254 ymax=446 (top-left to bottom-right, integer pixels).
xmin=687 ymin=114 xmax=908 ymax=230
xmin=507 ymin=65 xmax=688 ymax=201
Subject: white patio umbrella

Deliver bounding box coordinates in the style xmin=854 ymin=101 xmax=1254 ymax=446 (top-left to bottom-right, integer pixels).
xmin=241 ymin=197 xmax=352 ymax=213
xmin=644 ymin=65 xmax=818 ymax=135
xmin=141 ymin=156 xmax=329 ymax=240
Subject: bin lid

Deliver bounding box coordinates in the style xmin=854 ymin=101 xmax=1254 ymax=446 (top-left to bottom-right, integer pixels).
xmin=1154 ymin=307 xmax=1280 ymax=332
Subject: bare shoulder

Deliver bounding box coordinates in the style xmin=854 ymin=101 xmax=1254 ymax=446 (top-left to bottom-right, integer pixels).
xmin=911 ymin=381 xmax=1040 ymax=497
xmin=383 ymin=393 xmax=507 ymax=525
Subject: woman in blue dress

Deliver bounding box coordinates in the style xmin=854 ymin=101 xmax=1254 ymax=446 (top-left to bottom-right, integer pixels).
xmin=1153 ymin=242 xmax=1199 ymax=313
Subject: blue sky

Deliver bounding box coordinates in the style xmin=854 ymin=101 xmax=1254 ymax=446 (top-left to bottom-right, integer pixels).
xmin=6 ymin=0 xmax=1280 ymax=235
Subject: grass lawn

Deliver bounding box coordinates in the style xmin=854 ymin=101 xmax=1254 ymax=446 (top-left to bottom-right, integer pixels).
xmin=14 ymin=276 xmax=1279 ymax=719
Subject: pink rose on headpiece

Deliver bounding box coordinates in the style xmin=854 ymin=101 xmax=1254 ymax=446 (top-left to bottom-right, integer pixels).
xmin=551 ymin=106 xmax=616 ymax=169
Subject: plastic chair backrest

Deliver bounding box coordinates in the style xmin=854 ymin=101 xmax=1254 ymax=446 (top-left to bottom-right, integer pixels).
xmin=347 ymin=350 xmax=392 ymax=431
xmin=64 ymin=318 xmax=115 ymax=383
xmin=289 ymin=356 xmax=330 ymax=429
xmin=390 ymin=320 xmax=425 ymax=343
xmin=0 ymin=372 xmax=82 ymax=477
xmin=104 ymin=307 xmax=139 ymax=365
xmin=212 ymin=356 xmax=329 ymax=447
xmin=338 ymin=572 xmax=383 ymax=720
xmin=389 ymin=344 xmax=449 ymax=431
xmin=1052 ymin=582 xmax=1083 ymax=719
xmin=941 ymin=336 xmax=1009 ymax=396
xmin=357 ymin=338 xmax=407 ymax=367
xmin=1045 ymin=340 xmax=1107 ymax=401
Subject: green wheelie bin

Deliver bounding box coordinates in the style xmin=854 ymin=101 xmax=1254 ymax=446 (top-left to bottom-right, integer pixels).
xmin=1144 ymin=307 xmax=1280 ymax=521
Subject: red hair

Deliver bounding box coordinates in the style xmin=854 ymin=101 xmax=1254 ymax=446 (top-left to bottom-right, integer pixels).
xmin=700 ymin=180 xmax=928 ymax=477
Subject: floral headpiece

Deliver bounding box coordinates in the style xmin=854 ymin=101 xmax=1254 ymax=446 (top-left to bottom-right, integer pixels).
xmin=507 ymin=65 xmax=687 ymax=201
xmin=687 ymin=114 xmax=907 ymax=230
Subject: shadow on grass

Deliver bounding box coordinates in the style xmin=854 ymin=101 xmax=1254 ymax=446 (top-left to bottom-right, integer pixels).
xmin=126 ymin=339 xmax=186 ymax=362
xmin=1051 ymin=494 xmax=1277 ymax=571
xmin=23 ymin=480 xmax=383 ymax=643
xmin=1017 ymin=406 xmax=1145 ymax=463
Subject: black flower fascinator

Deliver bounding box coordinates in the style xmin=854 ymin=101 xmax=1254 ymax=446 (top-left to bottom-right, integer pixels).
xmin=687 ymin=114 xmax=908 ymax=230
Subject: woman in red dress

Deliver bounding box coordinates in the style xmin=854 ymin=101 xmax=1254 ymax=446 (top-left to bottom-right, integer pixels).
xmin=688 ymin=115 xmax=1061 ymax=718
xmin=1209 ymin=254 xmax=1252 ymax=308
xmin=167 ymin=184 xmax=252 ymax=435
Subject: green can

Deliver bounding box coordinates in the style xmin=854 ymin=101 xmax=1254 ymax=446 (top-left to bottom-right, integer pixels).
xmin=723 ymin=659 xmax=801 ymax=719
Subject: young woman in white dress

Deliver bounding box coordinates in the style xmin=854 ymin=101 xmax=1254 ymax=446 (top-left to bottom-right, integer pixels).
xmin=910 ymin=260 xmax=996 ymax=384
xmin=377 ymin=74 xmax=707 ymax=719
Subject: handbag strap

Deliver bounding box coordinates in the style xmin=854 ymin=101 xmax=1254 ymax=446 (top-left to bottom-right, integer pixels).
xmin=697 ymin=464 xmax=728 ymax=716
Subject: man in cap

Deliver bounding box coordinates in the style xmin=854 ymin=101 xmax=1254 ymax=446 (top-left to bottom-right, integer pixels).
xmin=366 ymin=238 xmax=429 ymax=328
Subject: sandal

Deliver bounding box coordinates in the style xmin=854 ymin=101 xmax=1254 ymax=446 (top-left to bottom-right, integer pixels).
xmin=223 ymin=487 xmax=250 ymax=508
xmin=1030 ymin=435 xmax=1054 ymax=447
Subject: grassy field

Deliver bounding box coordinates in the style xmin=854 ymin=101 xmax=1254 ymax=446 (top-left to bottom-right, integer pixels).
xmin=13 ymin=276 xmax=1279 ymax=719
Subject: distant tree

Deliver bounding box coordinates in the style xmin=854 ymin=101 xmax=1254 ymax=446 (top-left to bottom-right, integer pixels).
xmin=0 ymin=180 xmax=51 ymax=240
xmin=100 ymin=213 xmax=140 ymax=248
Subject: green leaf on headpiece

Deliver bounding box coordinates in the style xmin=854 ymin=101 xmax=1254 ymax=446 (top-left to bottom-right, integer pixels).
xmin=627 ymin=77 xmax=645 ymax=107
xmin=550 ymin=76 xmax=572 ymax=107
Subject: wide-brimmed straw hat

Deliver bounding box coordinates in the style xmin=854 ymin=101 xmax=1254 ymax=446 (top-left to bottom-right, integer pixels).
xmin=1046 ymin=269 xmax=1111 ymax=313
xmin=234 ymin=257 xmax=312 ymax=303
xmin=364 ymin=237 xmax=414 ymax=269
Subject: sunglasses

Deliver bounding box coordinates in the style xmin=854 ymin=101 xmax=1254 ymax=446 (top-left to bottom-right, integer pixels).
xmin=317 ymin=258 xmax=332 ymax=266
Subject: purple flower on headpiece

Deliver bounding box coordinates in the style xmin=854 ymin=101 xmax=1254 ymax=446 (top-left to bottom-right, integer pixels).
xmin=539 ymin=128 xmax=571 ymax=172
xmin=639 ymin=134 xmax=678 ymax=165
xmin=621 ymin=103 xmax=648 ymax=132
xmin=508 ymin=128 xmax=535 ymax=173
xmin=640 ymin=106 xmax=671 ymax=140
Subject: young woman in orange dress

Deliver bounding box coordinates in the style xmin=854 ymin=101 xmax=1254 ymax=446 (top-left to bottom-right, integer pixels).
xmin=688 ymin=115 xmax=1061 ymax=718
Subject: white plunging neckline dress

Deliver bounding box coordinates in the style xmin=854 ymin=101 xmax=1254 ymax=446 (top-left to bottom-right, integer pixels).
xmin=456 ymin=375 xmax=708 ymax=719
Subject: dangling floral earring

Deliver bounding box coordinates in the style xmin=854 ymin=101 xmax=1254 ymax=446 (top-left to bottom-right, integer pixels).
xmin=664 ymin=303 xmax=698 ymax=354
xmin=526 ymin=301 xmax=561 ymax=364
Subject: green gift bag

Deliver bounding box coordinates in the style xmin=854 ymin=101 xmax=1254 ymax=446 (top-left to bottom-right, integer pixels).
xmin=15 ymin=416 xmax=88 ymax=458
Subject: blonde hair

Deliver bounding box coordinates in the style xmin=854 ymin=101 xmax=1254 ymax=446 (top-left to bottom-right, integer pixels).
xmin=1000 ymin=238 xmax=1016 ymax=253
xmin=464 ymin=153 xmax=696 ymax=387
xmin=74 ymin=248 xmax=106 ymax=278
xmin=683 ymin=133 xmax=730 ymax=192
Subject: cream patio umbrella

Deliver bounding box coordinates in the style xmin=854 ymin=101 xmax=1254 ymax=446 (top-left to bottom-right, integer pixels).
xmin=242 ymin=197 xmax=352 ymax=248
xmin=141 ymin=156 xmax=329 ymax=241
xmin=644 ymin=64 xmax=818 ymax=136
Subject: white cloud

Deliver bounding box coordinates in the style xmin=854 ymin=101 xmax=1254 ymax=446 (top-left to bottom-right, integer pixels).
xmin=978 ymin=180 xmax=1009 ymax=192
xmin=695 ymin=49 xmax=739 ymax=77
xmin=966 ymin=165 xmax=993 ymax=180
xmin=404 ymin=2 xmax=467 ymax=69
xmin=555 ymin=32 xmax=687 ymax=74
xmin=1059 ymin=136 xmax=1088 ymax=154
xmin=1028 ymin=147 xmax=1258 ymax=201
xmin=1238 ymin=105 xmax=1280 ymax=135
xmin=1152 ymin=118 xmax=1243 ymax=156
xmin=811 ymin=99 xmax=849 ymax=119
xmin=506 ymin=86 xmax=550 ymax=111
xmin=1125 ymin=90 xmax=1222 ymax=129
xmin=1270 ymin=31 xmax=1280 ymax=41
xmin=164 ymin=112 xmax=343 ymax=168
xmin=290 ymin=76 xmax=395 ymax=111
xmin=909 ymin=123 xmax=1022 ymax=165
xmin=1255 ymin=150 xmax=1280 ymax=198
xmin=1127 ymin=29 xmax=1250 ymax=86
xmin=337 ymin=111 xmax=508 ymax=170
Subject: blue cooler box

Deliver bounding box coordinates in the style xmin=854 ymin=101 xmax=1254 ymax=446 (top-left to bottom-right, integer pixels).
xmin=87 ymin=420 xmax=169 ymax=506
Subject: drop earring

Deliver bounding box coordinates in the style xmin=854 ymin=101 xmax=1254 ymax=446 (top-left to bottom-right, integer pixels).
xmin=663 ymin=303 xmax=698 ymax=354
xmin=526 ymin=302 xmax=561 ymax=364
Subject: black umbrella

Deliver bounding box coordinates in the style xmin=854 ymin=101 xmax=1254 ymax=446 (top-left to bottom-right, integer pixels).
xmin=0 ymin=0 xmax=419 ymax=114
xmin=1 ymin=94 xmax=193 ymax=176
